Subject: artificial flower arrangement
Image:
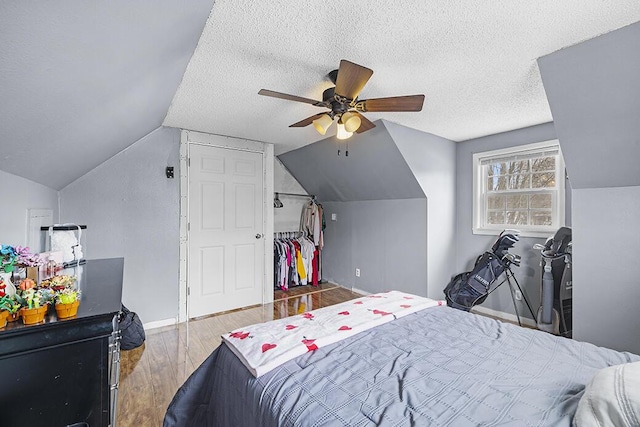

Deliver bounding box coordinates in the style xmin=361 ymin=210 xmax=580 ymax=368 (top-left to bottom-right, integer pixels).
xmin=0 ymin=268 xmax=80 ymax=325
xmin=42 ymin=275 xmax=81 ymax=319
xmin=56 ymin=287 xmax=80 ymax=305
xmin=18 ymin=278 xmax=36 ymax=292
xmin=54 ymin=285 xmax=81 ymax=319
xmin=1 ymin=245 xmax=18 ymax=273
xmin=15 ymin=287 xmax=54 ymax=325
xmin=14 ymin=246 xmax=43 ymax=268
xmin=40 ymin=275 xmax=76 ymax=290
xmin=0 ymin=294 xmax=22 ymax=322
xmin=0 ymin=295 xmax=10 ymax=328
xmin=0 ymin=244 xmax=43 ymax=273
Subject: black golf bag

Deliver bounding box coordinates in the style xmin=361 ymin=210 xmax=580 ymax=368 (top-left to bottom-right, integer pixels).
xmin=444 ymin=231 xmax=520 ymax=311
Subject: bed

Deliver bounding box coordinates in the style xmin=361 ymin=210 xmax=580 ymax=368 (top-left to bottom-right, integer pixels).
xmin=164 ymin=294 xmax=639 ymax=426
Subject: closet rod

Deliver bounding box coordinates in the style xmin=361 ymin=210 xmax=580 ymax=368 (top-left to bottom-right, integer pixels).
xmin=275 ymin=192 xmax=315 ymax=198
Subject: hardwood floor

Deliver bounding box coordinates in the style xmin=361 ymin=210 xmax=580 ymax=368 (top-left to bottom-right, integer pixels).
xmin=116 ymin=285 xmax=362 ymax=426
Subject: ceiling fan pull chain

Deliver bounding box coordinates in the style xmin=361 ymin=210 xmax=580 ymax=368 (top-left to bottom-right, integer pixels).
xmin=346 ymin=141 xmax=349 ymax=157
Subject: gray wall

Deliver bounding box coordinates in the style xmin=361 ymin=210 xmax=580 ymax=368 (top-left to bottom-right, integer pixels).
xmin=274 ymin=158 xmax=309 ymax=233
xmin=279 ymin=120 xmax=457 ymax=299
xmin=322 ymin=199 xmax=428 ymax=296
xmin=278 ymin=122 xmax=425 ymax=202
xmin=538 ymin=21 xmax=640 ymax=190
xmin=385 ymin=121 xmax=457 ymax=299
xmin=456 ymin=122 xmax=560 ymax=319
xmin=572 ymin=186 xmax=640 ymax=354
xmin=0 ymin=170 xmax=59 ymax=246
xmin=59 ymin=126 xmax=180 ymax=324
xmin=538 ymin=22 xmax=640 ymax=353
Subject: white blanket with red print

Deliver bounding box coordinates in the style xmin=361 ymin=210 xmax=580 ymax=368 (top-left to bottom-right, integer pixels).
xmin=222 ymin=291 xmax=445 ymax=377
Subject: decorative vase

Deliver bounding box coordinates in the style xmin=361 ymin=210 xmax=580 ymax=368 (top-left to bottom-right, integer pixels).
xmin=20 ymin=305 xmax=48 ymax=325
xmin=0 ymin=272 xmax=16 ymax=297
xmin=0 ymin=310 xmax=8 ymax=328
xmin=55 ymin=300 xmax=80 ymax=319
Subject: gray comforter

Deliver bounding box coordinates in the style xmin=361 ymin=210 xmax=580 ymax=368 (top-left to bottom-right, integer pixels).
xmin=164 ymin=306 xmax=639 ymax=426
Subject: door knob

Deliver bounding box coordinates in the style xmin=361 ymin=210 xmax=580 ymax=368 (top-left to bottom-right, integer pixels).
xmin=255 ymin=233 xmax=263 ymax=239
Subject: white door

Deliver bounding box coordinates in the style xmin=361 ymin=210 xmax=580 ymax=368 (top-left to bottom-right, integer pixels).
xmin=188 ymin=144 xmax=264 ymax=318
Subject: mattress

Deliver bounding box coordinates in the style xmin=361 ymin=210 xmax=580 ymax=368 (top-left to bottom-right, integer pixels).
xmin=164 ymin=306 xmax=639 ymax=427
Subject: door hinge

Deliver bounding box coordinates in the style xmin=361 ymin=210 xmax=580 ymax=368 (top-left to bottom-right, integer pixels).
xmin=187 ymin=157 xmax=191 ymax=167
xmin=187 ymin=287 xmax=190 ymax=296
xmin=187 ymin=222 xmax=190 ymax=231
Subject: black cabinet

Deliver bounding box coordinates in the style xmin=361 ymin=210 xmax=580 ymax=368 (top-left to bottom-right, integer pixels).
xmin=0 ymin=258 xmax=124 ymax=427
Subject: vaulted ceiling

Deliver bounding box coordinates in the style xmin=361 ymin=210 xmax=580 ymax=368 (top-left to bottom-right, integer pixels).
xmin=0 ymin=0 xmax=213 ymax=189
xmin=2 ymin=1 xmax=640 ymax=189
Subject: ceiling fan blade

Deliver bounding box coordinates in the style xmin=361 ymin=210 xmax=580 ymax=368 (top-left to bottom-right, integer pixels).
xmin=289 ymin=113 xmax=327 ymax=128
xmin=355 ymin=95 xmax=425 ymax=112
xmin=259 ymin=89 xmax=323 ymax=106
xmin=334 ymin=60 xmax=374 ymax=101
xmin=353 ymin=112 xmax=376 ymax=134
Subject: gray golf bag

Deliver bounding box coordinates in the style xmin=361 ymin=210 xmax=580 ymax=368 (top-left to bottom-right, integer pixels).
xmin=534 ymin=227 xmax=572 ymax=337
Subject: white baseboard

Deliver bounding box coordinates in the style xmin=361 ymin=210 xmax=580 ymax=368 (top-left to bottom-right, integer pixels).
xmin=143 ymin=317 xmax=177 ymax=330
xmin=471 ymin=305 xmax=537 ymax=328
xmin=350 ymin=286 xmax=371 ymax=296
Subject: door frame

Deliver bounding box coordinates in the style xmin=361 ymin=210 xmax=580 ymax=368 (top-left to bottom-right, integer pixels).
xmin=178 ymin=130 xmax=274 ymax=323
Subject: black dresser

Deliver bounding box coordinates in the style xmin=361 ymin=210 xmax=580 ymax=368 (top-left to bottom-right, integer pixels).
xmin=0 ymin=258 xmax=124 ymax=427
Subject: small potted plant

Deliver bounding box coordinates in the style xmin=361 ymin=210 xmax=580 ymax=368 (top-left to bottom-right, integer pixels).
xmin=0 ymin=295 xmax=22 ymax=322
xmin=0 ymin=282 xmax=14 ymax=326
xmin=40 ymin=274 xmax=76 ymax=290
xmin=14 ymin=246 xmax=44 ymax=282
xmin=54 ymin=286 xmax=81 ymax=319
xmin=0 ymin=295 xmax=10 ymax=328
xmin=0 ymin=244 xmax=18 ymax=273
xmin=17 ymin=288 xmax=53 ymax=325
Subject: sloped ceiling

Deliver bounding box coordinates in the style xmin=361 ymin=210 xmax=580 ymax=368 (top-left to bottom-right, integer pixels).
xmin=538 ymin=21 xmax=640 ymax=189
xmin=164 ymin=0 xmax=640 ymax=154
xmin=0 ymin=0 xmax=213 ymax=189
xmin=278 ymin=120 xmax=426 ymax=202
xmin=3 ymin=2 xmax=640 ymax=191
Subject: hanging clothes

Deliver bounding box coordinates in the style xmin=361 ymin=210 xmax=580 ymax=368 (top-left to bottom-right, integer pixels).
xmin=299 ymin=198 xmax=325 ymax=284
xmin=300 ymin=199 xmax=324 ymax=249
xmin=273 ymin=233 xmax=318 ymax=290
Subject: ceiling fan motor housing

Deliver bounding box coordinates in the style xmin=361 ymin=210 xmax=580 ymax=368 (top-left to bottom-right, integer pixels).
xmin=322 ymin=87 xmax=351 ymax=117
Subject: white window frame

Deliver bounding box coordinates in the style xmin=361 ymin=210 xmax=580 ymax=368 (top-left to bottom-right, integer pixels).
xmin=472 ymin=140 xmax=565 ymax=238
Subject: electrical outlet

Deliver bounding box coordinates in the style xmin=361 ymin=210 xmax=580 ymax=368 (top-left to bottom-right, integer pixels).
xmin=514 ymin=290 xmax=522 ymax=301
xmin=355 ymin=268 xmax=360 ymax=277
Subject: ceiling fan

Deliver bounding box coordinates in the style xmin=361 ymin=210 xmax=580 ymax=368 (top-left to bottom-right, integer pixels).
xmin=258 ymin=60 xmax=425 ymax=140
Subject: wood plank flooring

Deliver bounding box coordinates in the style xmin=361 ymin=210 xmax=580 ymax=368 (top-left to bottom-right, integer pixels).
xmin=117 ymin=285 xmax=362 ymax=427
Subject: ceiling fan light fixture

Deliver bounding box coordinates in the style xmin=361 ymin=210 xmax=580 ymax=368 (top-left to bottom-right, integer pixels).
xmin=336 ymin=122 xmax=353 ymax=140
xmin=341 ymin=112 xmax=361 ymax=133
xmin=312 ymin=114 xmax=333 ymax=135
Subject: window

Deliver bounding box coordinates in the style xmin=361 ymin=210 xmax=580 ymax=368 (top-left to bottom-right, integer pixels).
xmin=473 ymin=140 xmax=565 ymax=238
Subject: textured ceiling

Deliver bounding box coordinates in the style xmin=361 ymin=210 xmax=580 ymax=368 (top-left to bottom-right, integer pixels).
xmin=164 ymin=0 xmax=640 ymax=154
xmin=2 ymin=1 xmax=640 ymax=190
xmin=0 ymin=0 xmax=213 ymax=189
